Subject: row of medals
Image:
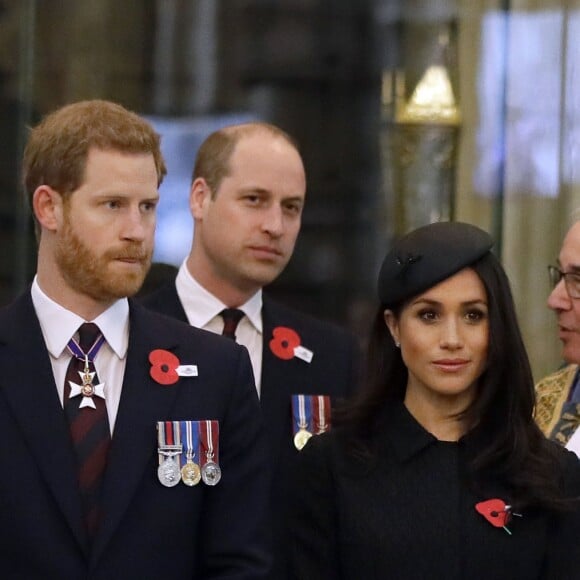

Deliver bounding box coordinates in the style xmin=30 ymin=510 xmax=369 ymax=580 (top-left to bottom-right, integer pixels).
xmin=293 ymin=399 xmax=329 ymax=451
xmin=158 ymin=445 xmax=221 ymax=488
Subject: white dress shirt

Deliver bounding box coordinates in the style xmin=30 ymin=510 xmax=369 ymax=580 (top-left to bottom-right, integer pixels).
xmin=31 ymin=276 xmax=129 ymax=433
xmin=175 ymin=261 xmax=263 ymax=395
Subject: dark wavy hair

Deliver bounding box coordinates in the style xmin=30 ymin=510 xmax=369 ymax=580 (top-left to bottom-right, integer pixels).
xmin=338 ymin=251 xmax=571 ymax=510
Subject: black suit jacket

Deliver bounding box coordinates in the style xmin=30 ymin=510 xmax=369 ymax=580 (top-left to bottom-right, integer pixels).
xmin=0 ymin=291 xmax=270 ymax=579
xmin=142 ymin=282 xmax=360 ymax=578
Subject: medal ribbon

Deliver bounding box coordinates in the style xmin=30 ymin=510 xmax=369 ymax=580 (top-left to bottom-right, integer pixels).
xmin=157 ymin=421 xmax=183 ymax=464
xmin=165 ymin=421 xmax=175 ymax=446
xmin=157 ymin=421 xmax=166 ymax=448
xmin=171 ymin=420 xmax=181 ymax=449
xmin=180 ymin=420 xmax=200 ymax=468
xmin=156 ymin=421 xmax=166 ymax=466
xmin=291 ymin=394 xmax=313 ymax=435
xmin=313 ymin=395 xmax=331 ymax=434
xmin=199 ymin=420 xmax=220 ymax=467
xmin=67 ymin=333 xmax=106 ymax=362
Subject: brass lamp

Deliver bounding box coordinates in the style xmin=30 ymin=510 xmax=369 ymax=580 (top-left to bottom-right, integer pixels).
xmin=382 ymin=30 xmax=462 ymax=236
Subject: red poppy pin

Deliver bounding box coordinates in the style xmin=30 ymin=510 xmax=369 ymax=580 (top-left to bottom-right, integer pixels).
xmin=269 ymin=327 xmax=313 ymax=363
xmin=149 ymin=349 xmax=198 ymax=386
xmin=475 ymin=498 xmax=522 ymax=535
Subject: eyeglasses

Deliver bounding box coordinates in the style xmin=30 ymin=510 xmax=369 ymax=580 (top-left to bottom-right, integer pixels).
xmin=548 ymin=265 xmax=580 ymax=299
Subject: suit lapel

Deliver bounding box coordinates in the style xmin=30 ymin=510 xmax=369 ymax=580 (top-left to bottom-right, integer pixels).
xmin=144 ymin=282 xmax=188 ymax=323
xmin=260 ymin=300 xmax=297 ymax=461
xmin=91 ymin=302 xmax=183 ymax=565
xmin=0 ymin=292 xmax=88 ymax=552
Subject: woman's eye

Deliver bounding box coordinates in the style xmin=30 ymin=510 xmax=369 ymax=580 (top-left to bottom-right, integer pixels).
xmin=465 ymin=309 xmax=486 ymax=322
xmin=418 ymin=310 xmax=438 ymax=322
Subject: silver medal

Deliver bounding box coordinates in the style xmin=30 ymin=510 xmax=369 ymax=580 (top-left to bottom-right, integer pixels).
xmin=201 ymin=460 xmax=221 ymax=486
xmin=157 ymin=455 xmax=181 ymax=487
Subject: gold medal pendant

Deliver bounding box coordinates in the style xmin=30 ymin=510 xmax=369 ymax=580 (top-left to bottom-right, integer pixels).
xmin=292 ymin=394 xmax=314 ymax=450
xmin=294 ymin=428 xmax=312 ymax=451
xmin=181 ymin=458 xmax=201 ymax=486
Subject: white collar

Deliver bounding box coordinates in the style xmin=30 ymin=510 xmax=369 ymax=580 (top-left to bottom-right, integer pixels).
xmin=31 ymin=276 xmax=130 ymax=359
xmin=176 ymin=261 xmax=263 ymax=333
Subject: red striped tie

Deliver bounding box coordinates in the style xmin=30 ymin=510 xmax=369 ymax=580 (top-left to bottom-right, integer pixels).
xmin=64 ymin=323 xmax=111 ymax=539
xmin=220 ymin=308 xmax=244 ymax=340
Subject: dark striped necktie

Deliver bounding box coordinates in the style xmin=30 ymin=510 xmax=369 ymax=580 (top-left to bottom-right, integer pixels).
xmin=64 ymin=322 xmax=110 ymax=540
xmin=220 ymin=308 xmax=244 ymax=340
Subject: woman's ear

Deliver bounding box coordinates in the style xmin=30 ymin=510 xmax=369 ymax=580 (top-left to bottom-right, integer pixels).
xmin=384 ymin=309 xmax=400 ymax=347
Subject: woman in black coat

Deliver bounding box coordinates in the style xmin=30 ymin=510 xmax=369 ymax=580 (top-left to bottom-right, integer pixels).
xmin=288 ymin=222 xmax=580 ymax=580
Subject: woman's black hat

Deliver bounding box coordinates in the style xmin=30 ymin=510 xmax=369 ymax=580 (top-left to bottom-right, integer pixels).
xmin=378 ymin=221 xmax=494 ymax=306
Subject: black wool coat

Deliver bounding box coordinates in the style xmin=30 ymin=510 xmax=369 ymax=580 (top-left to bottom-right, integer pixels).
xmin=289 ymin=403 xmax=580 ymax=580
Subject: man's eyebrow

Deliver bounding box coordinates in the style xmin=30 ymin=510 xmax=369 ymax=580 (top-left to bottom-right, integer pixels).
xmin=283 ymin=196 xmax=304 ymax=204
xmin=558 ymin=260 xmax=580 ymax=274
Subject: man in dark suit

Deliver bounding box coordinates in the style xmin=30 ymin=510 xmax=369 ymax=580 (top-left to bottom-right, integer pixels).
xmin=0 ymin=100 xmax=270 ymax=579
xmin=142 ymin=122 xmax=359 ymax=578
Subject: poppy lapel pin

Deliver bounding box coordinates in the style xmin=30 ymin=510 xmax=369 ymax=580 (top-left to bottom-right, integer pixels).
xmin=475 ymin=498 xmax=522 ymax=535
xmin=149 ymin=349 xmax=198 ymax=385
xmin=269 ymin=326 xmax=313 ymax=363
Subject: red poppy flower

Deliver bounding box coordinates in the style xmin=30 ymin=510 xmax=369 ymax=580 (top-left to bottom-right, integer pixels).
xmin=269 ymin=326 xmax=301 ymax=360
xmin=475 ymin=498 xmax=510 ymax=528
xmin=149 ymin=349 xmax=180 ymax=385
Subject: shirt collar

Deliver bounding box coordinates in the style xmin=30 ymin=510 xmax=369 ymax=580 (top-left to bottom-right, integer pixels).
xmin=380 ymin=401 xmax=438 ymax=463
xmin=31 ymin=276 xmax=129 ymax=359
xmin=176 ymin=261 xmax=263 ymax=333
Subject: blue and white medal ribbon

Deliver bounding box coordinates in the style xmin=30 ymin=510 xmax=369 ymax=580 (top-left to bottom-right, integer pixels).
xmin=180 ymin=420 xmax=201 ymax=486
xmin=292 ymin=394 xmax=313 ymax=450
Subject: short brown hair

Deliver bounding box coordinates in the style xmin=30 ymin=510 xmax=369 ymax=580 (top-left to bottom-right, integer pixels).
xmin=23 ymin=99 xmax=167 ymax=206
xmin=192 ymin=122 xmax=299 ymax=196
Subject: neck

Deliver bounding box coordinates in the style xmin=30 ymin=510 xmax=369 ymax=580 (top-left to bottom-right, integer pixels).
xmin=185 ymin=253 xmax=258 ymax=308
xmin=404 ymin=388 xmax=471 ymax=442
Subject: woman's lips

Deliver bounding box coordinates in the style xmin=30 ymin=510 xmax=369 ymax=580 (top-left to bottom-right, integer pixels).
xmin=432 ymin=359 xmax=470 ymax=372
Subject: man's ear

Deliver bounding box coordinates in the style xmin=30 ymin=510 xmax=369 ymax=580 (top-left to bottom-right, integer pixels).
xmin=190 ymin=177 xmax=212 ymax=219
xmin=32 ymin=185 xmax=63 ymax=232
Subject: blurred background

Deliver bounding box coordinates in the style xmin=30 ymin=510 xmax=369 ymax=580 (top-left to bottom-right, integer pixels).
xmin=1 ymin=0 xmax=579 ymax=380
